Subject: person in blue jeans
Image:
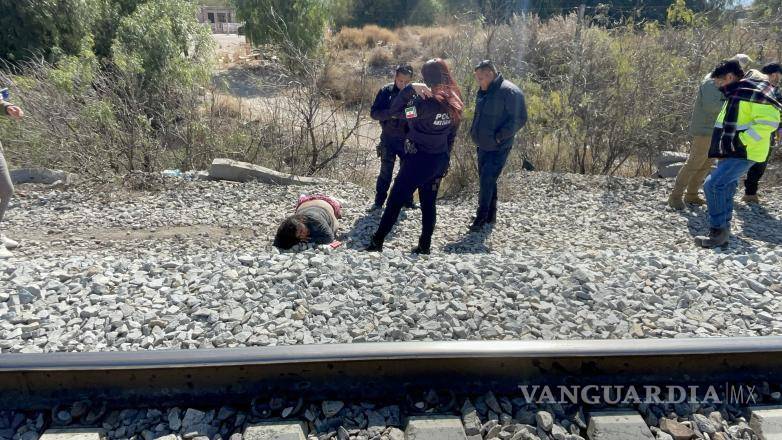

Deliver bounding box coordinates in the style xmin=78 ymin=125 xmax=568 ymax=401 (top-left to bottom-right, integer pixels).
xmin=468 ymin=60 xmax=528 ymax=232
xmin=697 ymin=59 xmax=782 ymax=248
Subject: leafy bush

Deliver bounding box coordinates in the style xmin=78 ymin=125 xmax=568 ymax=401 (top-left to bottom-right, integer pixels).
xmin=234 ymin=0 xmax=328 ymax=55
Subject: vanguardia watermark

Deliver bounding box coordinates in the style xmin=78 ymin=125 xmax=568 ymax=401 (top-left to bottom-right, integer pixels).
xmin=517 ymin=384 xmax=759 ymax=405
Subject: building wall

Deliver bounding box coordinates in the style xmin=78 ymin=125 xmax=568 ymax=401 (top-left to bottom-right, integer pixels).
xmin=197 ymin=6 xmax=240 ymax=33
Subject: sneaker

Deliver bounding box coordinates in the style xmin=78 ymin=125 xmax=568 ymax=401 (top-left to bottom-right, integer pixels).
xmin=0 ymin=234 xmax=18 ymax=250
xmin=403 ymin=202 xmax=420 ymax=210
xmin=366 ymin=203 xmax=383 ymax=213
xmin=668 ymin=195 xmax=685 ymax=210
xmin=0 ymin=245 xmax=12 ymax=260
xmin=695 ymin=228 xmax=730 ymax=248
xmin=742 ymin=194 xmax=760 ymax=204
xmin=684 ymin=195 xmax=707 ymax=206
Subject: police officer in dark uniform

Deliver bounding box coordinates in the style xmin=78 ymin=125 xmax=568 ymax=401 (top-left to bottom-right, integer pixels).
xmin=366 ymin=59 xmax=464 ymax=254
xmin=368 ymin=65 xmax=417 ymax=211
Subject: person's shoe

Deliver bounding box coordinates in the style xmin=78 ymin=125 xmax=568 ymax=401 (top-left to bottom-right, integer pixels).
xmin=684 ymin=195 xmax=707 ymax=206
xmin=411 ymin=245 xmax=430 ymax=255
xmin=0 ymin=234 xmax=18 ymax=250
xmin=366 ymin=203 xmax=383 ymax=213
xmin=695 ymin=228 xmax=730 ymax=248
xmin=742 ymin=194 xmax=760 ymax=204
xmin=668 ymin=195 xmax=685 ymax=210
xmin=403 ymin=202 xmax=419 ymax=210
xmin=365 ymin=236 xmax=384 ymax=252
xmin=469 ymin=219 xmax=486 ymax=233
xmin=0 ymin=245 xmax=12 ymax=260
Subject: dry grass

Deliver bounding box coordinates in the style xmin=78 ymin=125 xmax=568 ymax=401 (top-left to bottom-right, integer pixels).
xmin=368 ymin=47 xmax=393 ymax=68
xmin=320 ymin=63 xmax=383 ymax=105
xmin=333 ymin=25 xmax=400 ymax=49
xmin=208 ymin=93 xmax=245 ymax=119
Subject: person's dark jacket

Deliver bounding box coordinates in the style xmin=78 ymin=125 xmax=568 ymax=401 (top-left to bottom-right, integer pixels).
xmin=298 ymin=205 xmax=337 ymax=244
xmin=389 ymin=84 xmax=459 ymax=155
xmin=371 ymin=83 xmax=407 ymax=142
xmin=470 ymin=74 xmax=527 ymax=151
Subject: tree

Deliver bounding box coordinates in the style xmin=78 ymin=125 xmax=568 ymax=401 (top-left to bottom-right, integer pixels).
xmin=0 ymin=0 xmax=97 ymax=62
xmin=112 ymin=0 xmax=214 ymax=96
xmin=233 ymin=0 xmax=328 ymax=54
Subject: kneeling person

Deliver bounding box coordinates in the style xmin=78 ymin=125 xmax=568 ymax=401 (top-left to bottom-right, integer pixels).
xmin=273 ymin=195 xmax=342 ymax=249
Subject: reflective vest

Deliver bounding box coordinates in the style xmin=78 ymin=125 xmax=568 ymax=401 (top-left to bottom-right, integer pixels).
xmin=714 ymin=99 xmax=779 ymax=162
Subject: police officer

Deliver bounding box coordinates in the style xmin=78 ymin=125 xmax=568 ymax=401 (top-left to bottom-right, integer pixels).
xmin=366 ymin=59 xmax=463 ymax=254
xmin=368 ymin=64 xmax=417 ymax=212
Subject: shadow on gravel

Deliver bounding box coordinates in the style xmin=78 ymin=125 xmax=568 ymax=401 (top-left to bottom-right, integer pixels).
xmin=343 ymin=210 xmax=407 ymax=250
xmin=735 ymin=204 xmax=782 ymax=245
xmin=442 ymin=225 xmax=493 ymax=254
xmin=681 ymin=205 xmax=759 ymax=252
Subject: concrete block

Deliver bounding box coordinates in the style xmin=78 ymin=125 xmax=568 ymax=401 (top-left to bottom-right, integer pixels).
xmin=244 ymin=421 xmax=307 ymax=440
xmin=405 ymin=416 xmax=467 ymax=440
xmin=208 ymin=158 xmax=329 ymax=185
xmin=10 ymin=168 xmax=78 ymax=185
xmin=39 ymin=428 xmax=105 ymax=440
xmin=655 ymin=151 xmax=689 ymax=169
xmin=587 ymin=411 xmax=654 ymax=440
xmin=750 ymin=405 xmax=782 ymax=440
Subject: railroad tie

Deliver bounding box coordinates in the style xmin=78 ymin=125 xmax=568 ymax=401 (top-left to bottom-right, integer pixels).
xmin=404 ymin=416 xmax=468 ymax=440
xmin=39 ymin=428 xmax=105 ymax=440
xmin=750 ymin=405 xmax=782 ymax=440
xmin=243 ymin=421 xmax=307 ymax=440
xmin=586 ymin=411 xmax=654 ymax=440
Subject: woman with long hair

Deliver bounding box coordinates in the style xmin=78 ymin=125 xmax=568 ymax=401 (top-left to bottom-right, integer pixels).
xmin=366 ymin=58 xmax=463 ymax=254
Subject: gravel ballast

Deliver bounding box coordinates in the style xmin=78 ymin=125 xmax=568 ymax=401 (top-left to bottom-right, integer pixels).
xmin=1 ymin=171 xmax=781 ymax=353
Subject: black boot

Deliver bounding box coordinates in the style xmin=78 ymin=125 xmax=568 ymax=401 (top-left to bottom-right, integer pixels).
xmin=695 ymin=228 xmax=730 ymax=248
xmin=365 ymin=235 xmax=384 ymax=252
xmin=412 ymin=236 xmax=431 ymax=254
xmin=469 ymin=217 xmax=487 ymax=232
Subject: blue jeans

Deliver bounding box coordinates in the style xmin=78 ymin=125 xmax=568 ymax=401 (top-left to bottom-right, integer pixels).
xmin=476 ymin=147 xmax=512 ymax=222
xmin=703 ymin=158 xmax=755 ymax=229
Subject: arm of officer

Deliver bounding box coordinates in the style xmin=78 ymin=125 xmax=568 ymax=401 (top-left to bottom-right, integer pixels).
xmin=389 ymin=84 xmax=416 ymax=115
xmin=495 ymin=86 xmax=527 ymax=145
xmin=370 ymin=87 xmax=395 ymax=122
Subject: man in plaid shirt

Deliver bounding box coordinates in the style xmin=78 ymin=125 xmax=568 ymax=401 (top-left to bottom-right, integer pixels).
xmin=696 ymin=59 xmax=782 ymax=248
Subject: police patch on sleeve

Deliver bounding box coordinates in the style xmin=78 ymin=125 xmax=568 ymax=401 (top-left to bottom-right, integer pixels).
xmin=405 ymin=106 xmax=417 ymax=119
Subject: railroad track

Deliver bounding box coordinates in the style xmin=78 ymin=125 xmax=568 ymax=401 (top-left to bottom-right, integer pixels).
xmin=2 ymin=337 xmax=782 ymax=439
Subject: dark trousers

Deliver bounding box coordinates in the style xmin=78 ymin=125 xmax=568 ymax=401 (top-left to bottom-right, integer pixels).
xmin=374 ymin=138 xmax=413 ymax=207
xmin=373 ymin=151 xmax=450 ymax=249
xmin=744 ymin=149 xmax=772 ymax=196
xmin=476 ymin=147 xmax=512 ymax=223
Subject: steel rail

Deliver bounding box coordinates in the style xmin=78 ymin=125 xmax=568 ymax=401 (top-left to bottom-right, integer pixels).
xmin=2 ymin=337 xmax=782 ymax=409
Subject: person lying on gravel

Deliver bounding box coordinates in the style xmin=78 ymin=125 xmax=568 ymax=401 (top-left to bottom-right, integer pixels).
xmin=0 ymin=88 xmax=23 ymax=260
xmin=366 ymin=58 xmax=463 ymax=254
xmin=273 ymin=194 xmax=342 ymax=250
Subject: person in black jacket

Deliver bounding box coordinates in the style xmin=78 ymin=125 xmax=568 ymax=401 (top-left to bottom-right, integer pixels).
xmin=366 ymin=59 xmax=464 ymax=254
xmin=369 ymin=65 xmax=417 ymax=211
xmin=468 ymin=60 xmax=528 ymax=232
